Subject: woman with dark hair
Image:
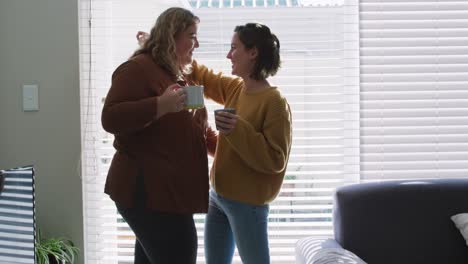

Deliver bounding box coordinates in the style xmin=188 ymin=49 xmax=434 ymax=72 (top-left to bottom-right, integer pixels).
xmin=192 ymin=23 xmax=292 ymax=264
xmin=102 ymin=7 xmax=216 ymax=264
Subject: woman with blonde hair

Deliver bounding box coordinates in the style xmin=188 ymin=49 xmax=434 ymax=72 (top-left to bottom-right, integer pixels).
xmin=102 ymin=7 xmax=216 ymax=264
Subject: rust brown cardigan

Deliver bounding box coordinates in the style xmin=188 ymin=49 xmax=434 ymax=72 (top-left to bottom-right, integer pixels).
xmin=102 ymin=54 xmax=216 ymax=213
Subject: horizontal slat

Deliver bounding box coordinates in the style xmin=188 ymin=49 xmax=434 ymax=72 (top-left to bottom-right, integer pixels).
xmin=361 ymin=0 xmax=468 ymax=3
xmin=361 ymin=11 xmax=468 ymax=20
xmin=361 ymin=125 xmax=468 ymax=135
xmin=361 ymin=99 xmax=468 ymax=109
xmin=360 ymin=19 xmax=468 ymax=29
xmin=362 ymin=160 xmax=468 ymax=170
xmin=361 ymin=37 xmax=468 ymax=47
xmin=362 ymin=144 xmax=468 ymax=153
xmin=361 ymin=117 xmax=468 ymax=126
xmin=361 ymin=28 xmax=468 ymax=38
xmin=362 ymin=169 xmax=468 ymax=179
xmin=106 ymin=228 xmax=332 ymax=237
xmin=362 ymin=134 xmax=468 ymax=144
xmin=360 ymin=2 xmax=468 ymax=12
xmin=361 ymin=82 xmax=468 ymax=91
xmin=361 ymin=64 xmax=468 ymax=74
xmin=362 ymin=152 xmax=468 ymax=162
xmin=361 ymin=73 xmax=468 ymax=82
xmin=362 ymin=108 xmax=468 ymax=118
xmin=361 ymin=91 xmax=468 ymax=100
xmin=361 ymin=55 xmax=468 ymax=64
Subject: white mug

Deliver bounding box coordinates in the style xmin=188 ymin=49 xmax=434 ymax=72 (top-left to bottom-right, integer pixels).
xmin=184 ymin=85 xmax=204 ymax=109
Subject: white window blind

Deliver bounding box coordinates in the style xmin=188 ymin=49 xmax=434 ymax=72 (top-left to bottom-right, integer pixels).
xmin=0 ymin=167 xmax=35 ymax=264
xmin=360 ymin=0 xmax=468 ymax=181
xmin=79 ymin=0 xmax=359 ymax=263
xmin=193 ymin=2 xmax=359 ymax=262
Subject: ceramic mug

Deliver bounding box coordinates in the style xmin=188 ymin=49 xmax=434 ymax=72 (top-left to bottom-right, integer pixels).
xmin=183 ymin=85 xmax=204 ymax=109
xmin=214 ymin=108 xmax=236 ymax=130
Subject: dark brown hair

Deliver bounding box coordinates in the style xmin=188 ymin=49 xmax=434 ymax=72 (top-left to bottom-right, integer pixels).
xmin=234 ymin=23 xmax=281 ymax=80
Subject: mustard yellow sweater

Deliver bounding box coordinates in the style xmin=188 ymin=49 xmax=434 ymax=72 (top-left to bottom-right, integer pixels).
xmin=191 ymin=61 xmax=292 ymax=205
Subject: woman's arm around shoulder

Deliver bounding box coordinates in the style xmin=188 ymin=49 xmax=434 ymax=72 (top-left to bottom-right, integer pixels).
xmin=190 ymin=60 xmax=243 ymax=105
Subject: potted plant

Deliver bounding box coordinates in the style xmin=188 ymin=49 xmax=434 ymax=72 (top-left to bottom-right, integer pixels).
xmin=35 ymin=230 xmax=79 ymax=264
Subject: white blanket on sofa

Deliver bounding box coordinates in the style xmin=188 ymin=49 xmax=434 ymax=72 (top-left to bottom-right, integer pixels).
xmin=295 ymin=237 xmax=367 ymax=264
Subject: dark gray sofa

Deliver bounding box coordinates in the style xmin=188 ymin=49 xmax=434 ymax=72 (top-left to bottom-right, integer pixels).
xmin=333 ymin=178 xmax=468 ymax=264
xmin=296 ymin=178 xmax=468 ymax=264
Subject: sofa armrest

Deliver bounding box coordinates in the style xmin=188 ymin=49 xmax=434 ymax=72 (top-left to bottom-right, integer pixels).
xmin=296 ymin=237 xmax=367 ymax=264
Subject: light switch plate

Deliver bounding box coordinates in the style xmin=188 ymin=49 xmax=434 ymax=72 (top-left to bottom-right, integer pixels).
xmin=23 ymin=84 xmax=39 ymax=111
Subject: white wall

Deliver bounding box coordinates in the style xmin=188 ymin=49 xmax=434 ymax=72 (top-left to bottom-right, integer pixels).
xmin=0 ymin=0 xmax=84 ymax=263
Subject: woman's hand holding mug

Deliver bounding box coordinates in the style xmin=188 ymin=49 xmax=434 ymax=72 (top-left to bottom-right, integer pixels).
xmin=214 ymin=108 xmax=237 ymax=135
xmin=156 ymin=84 xmax=186 ymax=119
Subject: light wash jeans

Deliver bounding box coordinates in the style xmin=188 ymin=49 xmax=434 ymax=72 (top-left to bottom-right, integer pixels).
xmin=204 ymin=190 xmax=270 ymax=264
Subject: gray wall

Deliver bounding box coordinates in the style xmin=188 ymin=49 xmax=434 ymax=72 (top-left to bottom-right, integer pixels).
xmin=0 ymin=0 xmax=84 ymax=263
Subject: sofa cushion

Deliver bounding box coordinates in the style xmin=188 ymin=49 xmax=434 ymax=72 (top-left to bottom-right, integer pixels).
xmin=333 ymin=178 xmax=468 ymax=264
xmin=452 ymin=213 xmax=468 ymax=247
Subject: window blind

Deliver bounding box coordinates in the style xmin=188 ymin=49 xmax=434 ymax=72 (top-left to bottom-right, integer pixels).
xmin=79 ymin=2 xmax=192 ymax=263
xmin=360 ymin=0 xmax=468 ymax=181
xmin=0 ymin=166 xmax=35 ymax=264
xmin=193 ymin=2 xmax=359 ymax=262
xmin=79 ymin=0 xmax=359 ymax=263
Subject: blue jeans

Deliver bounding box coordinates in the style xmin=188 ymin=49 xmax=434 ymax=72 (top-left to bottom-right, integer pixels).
xmin=204 ymin=190 xmax=270 ymax=264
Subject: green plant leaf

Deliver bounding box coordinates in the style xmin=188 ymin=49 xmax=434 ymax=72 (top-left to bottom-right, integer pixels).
xmin=35 ymin=229 xmax=79 ymax=264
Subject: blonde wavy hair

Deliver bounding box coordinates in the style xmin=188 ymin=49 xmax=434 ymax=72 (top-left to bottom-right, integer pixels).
xmin=133 ymin=7 xmax=199 ymax=80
